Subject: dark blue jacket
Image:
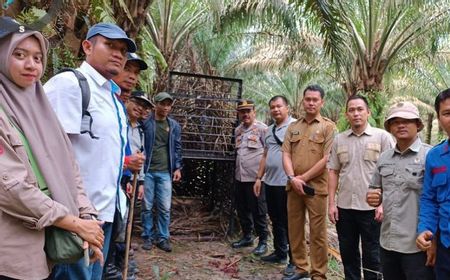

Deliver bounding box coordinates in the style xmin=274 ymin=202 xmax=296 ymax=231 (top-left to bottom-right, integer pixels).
xmin=142 ymin=114 xmax=182 ymax=175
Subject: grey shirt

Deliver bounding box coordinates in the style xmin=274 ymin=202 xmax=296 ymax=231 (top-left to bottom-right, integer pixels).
xmin=370 ymin=137 xmax=431 ymax=253
xmin=327 ymin=124 xmax=394 ymax=210
xmin=128 ymin=122 xmax=145 ymax=181
xmin=264 ymin=116 xmax=296 ymax=186
xmin=235 ymin=120 xmax=267 ymax=182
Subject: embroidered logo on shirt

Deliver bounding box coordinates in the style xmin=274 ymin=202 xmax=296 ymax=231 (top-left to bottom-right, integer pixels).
xmin=432 ymin=166 xmax=447 ymax=174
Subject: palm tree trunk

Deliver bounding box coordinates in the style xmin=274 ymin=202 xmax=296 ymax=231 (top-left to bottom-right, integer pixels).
xmin=425 ymin=113 xmax=433 ymax=144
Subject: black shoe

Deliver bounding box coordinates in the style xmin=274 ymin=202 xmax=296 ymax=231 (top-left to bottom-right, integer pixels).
xmin=231 ymin=236 xmax=254 ymax=248
xmin=156 ymin=239 xmax=172 ymax=252
xmin=260 ymin=252 xmax=287 ymax=264
xmin=281 ymin=271 xmax=311 ymax=280
xmin=142 ymin=239 xmax=153 ymax=251
xmin=252 ymin=242 xmax=268 ymax=256
xmin=104 ymin=264 xmax=123 ymax=280
xmin=283 ymin=263 xmax=296 ymax=276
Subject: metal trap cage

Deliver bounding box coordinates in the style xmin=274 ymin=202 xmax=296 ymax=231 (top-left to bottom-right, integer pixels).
xmin=168 ymin=71 xmax=243 ymax=234
xmin=168 ymin=71 xmax=242 ymax=161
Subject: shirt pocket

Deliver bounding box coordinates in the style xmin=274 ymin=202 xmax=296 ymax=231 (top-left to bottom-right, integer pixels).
xmin=431 ymin=173 xmax=448 ymax=202
xmin=7 ymin=133 xmax=37 ymax=187
xmin=337 ymin=145 xmax=349 ymax=164
xmin=308 ymin=133 xmax=324 ymax=154
xmin=404 ymin=165 xmax=424 ymax=190
xmin=364 ymin=143 xmax=381 ymax=162
xmin=380 ymin=166 xmax=394 ymax=177
xmin=379 ymin=165 xmax=395 ymax=187
xmin=247 ymin=135 xmax=262 ymax=149
xmin=289 ymin=134 xmax=302 ymax=143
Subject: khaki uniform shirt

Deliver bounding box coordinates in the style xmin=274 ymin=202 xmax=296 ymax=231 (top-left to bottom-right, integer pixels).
xmin=282 ymin=115 xmax=336 ymax=195
xmin=235 ymin=120 xmax=267 ymax=182
xmin=370 ymin=137 xmax=431 ymax=253
xmin=327 ymin=124 xmax=394 ymax=210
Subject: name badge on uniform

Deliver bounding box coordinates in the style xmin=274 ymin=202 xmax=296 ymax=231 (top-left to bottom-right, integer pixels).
xmin=247 ymin=135 xmax=259 ymax=148
xmin=291 ymin=130 xmax=300 ymax=136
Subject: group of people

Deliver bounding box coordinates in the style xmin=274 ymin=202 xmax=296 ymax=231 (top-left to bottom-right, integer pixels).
xmin=232 ymin=86 xmax=450 ymax=280
xmin=1 ymin=14 xmax=450 ymax=280
xmin=0 ymin=17 xmax=182 ymax=280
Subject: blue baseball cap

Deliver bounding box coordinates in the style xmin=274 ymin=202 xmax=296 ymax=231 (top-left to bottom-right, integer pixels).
xmin=127 ymin=53 xmax=148 ymax=70
xmin=86 ymin=23 xmax=137 ymax=52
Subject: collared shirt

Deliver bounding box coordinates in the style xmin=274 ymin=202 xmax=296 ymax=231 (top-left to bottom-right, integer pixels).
xmin=327 ymin=124 xmax=394 ymax=210
xmin=418 ymin=139 xmax=450 ymax=248
xmin=235 ymin=120 xmax=267 ymax=182
xmin=264 ymin=116 xmax=296 ymax=186
xmin=45 ymin=62 xmax=128 ymax=222
xmin=282 ymin=115 xmax=336 ymax=195
xmin=370 ymin=137 xmax=431 ymax=253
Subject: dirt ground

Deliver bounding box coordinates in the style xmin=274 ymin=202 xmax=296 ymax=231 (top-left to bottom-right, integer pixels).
xmin=132 ymin=235 xmax=344 ymax=280
xmin=130 ymin=197 xmax=344 ymax=280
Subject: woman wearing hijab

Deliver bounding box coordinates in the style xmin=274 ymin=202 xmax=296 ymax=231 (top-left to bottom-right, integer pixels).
xmin=0 ymin=19 xmax=105 ymax=280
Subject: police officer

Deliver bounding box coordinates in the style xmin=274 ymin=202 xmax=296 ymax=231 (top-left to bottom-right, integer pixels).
xmin=232 ymin=99 xmax=269 ymax=256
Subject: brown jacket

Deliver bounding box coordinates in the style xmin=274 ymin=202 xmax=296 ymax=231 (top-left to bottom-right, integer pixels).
xmin=0 ymin=109 xmax=96 ymax=279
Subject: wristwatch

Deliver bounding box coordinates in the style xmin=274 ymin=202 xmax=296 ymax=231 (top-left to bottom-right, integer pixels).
xmin=287 ymin=175 xmax=295 ymax=181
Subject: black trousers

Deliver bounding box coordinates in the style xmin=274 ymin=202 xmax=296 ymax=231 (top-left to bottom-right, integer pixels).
xmin=380 ymin=247 xmax=434 ymax=280
xmin=336 ymin=208 xmax=382 ymax=280
xmin=436 ymin=238 xmax=450 ymax=280
xmin=265 ymin=184 xmax=291 ymax=259
xmin=235 ymin=180 xmax=268 ymax=241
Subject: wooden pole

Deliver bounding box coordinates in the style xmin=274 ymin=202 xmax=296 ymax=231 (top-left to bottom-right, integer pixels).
xmin=122 ymin=172 xmax=138 ymax=279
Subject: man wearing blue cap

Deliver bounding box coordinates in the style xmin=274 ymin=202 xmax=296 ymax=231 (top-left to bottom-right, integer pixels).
xmin=45 ymin=23 xmax=138 ymax=280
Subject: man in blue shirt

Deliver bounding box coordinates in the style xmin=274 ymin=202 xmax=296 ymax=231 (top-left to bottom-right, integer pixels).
xmin=417 ymin=88 xmax=450 ymax=279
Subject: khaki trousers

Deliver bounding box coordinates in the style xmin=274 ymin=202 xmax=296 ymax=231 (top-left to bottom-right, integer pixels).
xmin=287 ymin=191 xmax=328 ymax=280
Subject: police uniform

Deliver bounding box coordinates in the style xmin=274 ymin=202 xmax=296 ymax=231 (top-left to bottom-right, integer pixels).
xmin=234 ymin=119 xmax=269 ymax=243
xmin=232 ymin=100 xmax=269 ymax=248
xmin=282 ymin=115 xmax=336 ymax=279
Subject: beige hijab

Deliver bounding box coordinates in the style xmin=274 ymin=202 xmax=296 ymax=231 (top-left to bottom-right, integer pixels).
xmin=0 ymin=31 xmax=79 ymax=215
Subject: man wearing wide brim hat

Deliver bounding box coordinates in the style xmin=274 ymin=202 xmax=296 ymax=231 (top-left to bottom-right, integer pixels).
xmin=383 ymin=101 xmax=424 ymax=132
xmin=232 ymin=99 xmax=270 ymax=256
xmin=367 ymin=101 xmax=434 ymax=280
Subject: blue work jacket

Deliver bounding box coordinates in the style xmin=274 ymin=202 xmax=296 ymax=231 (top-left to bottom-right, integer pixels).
xmin=418 ymin=139 xmax=450 ymax=248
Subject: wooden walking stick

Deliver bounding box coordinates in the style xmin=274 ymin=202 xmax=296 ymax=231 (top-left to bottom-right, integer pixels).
xmin=122 ymin=171 xmax=139 ymax=279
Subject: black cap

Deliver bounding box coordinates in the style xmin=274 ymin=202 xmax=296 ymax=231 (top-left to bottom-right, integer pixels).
xmin=0 ymin=17 xmax=30 ymax=39
xmin=130 ymin=91 xmax=154 ymax=108
xmin=127 ymin=53 xmax=148 ymax=70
